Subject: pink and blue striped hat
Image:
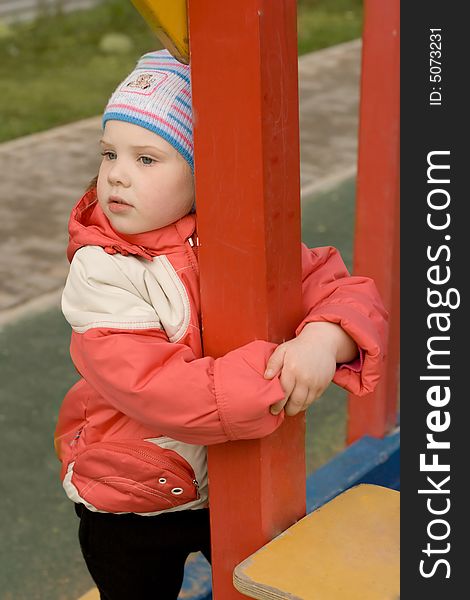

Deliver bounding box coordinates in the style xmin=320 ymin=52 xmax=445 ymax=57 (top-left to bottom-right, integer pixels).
xmin=103 ymin=50 xmax=193 ymax=171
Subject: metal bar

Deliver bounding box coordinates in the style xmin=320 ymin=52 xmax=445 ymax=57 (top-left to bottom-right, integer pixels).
xmin=347 ymin=0 xmax=400 ymax=442
xmin=188 ymin=1 xmax=305 ymax=597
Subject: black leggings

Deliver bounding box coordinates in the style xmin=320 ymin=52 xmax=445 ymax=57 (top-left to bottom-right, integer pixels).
xmin=75 ymin=503 xmax=211 ymax=600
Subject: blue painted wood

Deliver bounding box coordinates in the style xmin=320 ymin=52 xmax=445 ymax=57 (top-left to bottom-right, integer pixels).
xmin=356 ymin=443 xmax=400 ymax=491
xmin=306 ymin=429 xmax=400 ymax=513
xmin=181 ymin=428 xmax=400 ymax=599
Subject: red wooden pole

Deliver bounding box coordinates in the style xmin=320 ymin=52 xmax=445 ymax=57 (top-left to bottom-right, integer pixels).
xmin=347 ymin=0 xmax=400 ymax=443
xmin=188 ymin=1 xmax=305 ymax=598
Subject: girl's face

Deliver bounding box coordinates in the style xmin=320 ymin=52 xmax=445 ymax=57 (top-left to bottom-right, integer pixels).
xmin=97 ymin=121 xmax=194 ymax=235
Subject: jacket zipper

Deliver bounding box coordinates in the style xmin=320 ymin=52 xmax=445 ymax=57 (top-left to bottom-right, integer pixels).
xmin=85 ymin=441 xmax=199 ymax=489
xmin=186 ymin=236 xmax=199 ymax=274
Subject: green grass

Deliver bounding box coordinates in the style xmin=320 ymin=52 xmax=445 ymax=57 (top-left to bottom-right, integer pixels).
xmin=297 ymin=0 xmax=363 ymax=55
xmin=0 ymin=0 xmax=362 ymax=142
xmin=0 ymin=0 xmax=159 ymax=141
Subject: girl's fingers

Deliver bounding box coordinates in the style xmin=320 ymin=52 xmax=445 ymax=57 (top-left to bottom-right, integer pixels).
xmin=305 ymin=388 xmax=319 ymax=410
xmin=276 ymin=383 xmax=323 ymax=417
xmin=270 ymin=397 xmax=288 ymax=416
xmin=270 ymin=371 xmax=295 ymax=415
xmin=264 ymin=345 xmax=287 ymax=379
xmin=284 ymin=384 xmax=309 ymax=417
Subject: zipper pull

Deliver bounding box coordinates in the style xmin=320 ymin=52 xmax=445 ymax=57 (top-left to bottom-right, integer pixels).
xmin=187 ymin=236 xmax=200 ymax=247
xmin=70 ymin=427 xmax=83 ymax=447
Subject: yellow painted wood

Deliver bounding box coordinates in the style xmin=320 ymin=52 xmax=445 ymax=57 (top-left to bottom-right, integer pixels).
xmin=77 ymin=588 xmax=99 ymax=600
xmin=233 ymin=484 xmax=400 ymax=600
xmin=131 ymin=0 xmax=189 ymax=64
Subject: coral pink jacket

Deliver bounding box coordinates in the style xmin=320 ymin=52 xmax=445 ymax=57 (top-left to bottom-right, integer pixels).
xmin=55 ymin=190 xmax=387 ymax=515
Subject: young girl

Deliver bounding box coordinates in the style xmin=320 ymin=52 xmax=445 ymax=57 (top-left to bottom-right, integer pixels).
xmin=55 ymin=50 xmax=387 ymax=599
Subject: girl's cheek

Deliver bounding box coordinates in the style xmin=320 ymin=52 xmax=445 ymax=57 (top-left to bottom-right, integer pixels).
xmin=96 ymin=175 xmax=107 ymax=205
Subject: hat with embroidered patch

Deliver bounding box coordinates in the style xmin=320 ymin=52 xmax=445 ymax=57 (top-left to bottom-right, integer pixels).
xmin=102 ymin=50 xmax=193 ymax=171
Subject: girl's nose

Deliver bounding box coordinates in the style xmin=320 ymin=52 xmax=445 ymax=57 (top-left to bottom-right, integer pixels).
xmin=107 ymin=160 xmax=130 ymax=187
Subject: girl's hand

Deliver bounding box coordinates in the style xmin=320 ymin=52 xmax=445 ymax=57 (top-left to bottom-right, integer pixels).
xmin=265 ymin=322 xmax=357 ymax=416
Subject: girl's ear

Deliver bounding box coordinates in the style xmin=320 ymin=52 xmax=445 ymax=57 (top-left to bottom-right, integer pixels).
xmin=86 ymin=175 xmax=99 ymax=192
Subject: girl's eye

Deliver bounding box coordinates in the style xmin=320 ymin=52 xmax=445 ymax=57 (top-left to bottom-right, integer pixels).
xmin=101 ymin=151 xmax=116 ymax=160
xmin=139 ymin=156 xmax=155 ymax=165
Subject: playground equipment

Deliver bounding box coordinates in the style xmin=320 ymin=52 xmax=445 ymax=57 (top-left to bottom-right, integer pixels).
xmin=234 ymin=484 xmax=400 ymax=600
xmin=91 ymin=1 xmax=398 ymax=598
xmin=131 ymin=0 xmax=189 ymax=64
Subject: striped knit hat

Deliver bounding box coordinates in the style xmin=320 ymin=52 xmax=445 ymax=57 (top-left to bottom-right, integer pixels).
xmin=102 ymin=50 xmax=193 ymax=171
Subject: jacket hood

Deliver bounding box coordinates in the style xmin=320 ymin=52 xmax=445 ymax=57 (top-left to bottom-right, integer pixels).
xmin=67 ymin=188 xmax=197 ymax=263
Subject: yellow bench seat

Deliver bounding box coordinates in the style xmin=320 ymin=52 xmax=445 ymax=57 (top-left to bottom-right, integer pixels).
xmin=233 ymin=484 xmax=400 ymax=600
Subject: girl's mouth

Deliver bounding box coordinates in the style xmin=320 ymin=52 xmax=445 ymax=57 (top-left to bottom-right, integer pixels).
xmin=108 ymin=196 xmax=133 ymax=213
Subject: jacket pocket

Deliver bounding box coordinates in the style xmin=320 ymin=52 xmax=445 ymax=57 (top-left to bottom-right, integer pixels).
xmin=70 ymin=440 xmax=199 ymax=514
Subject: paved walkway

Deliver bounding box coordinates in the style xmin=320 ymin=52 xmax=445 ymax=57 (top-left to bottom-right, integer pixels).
xmin=0 ymin=39 xmax=361 ymax=323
